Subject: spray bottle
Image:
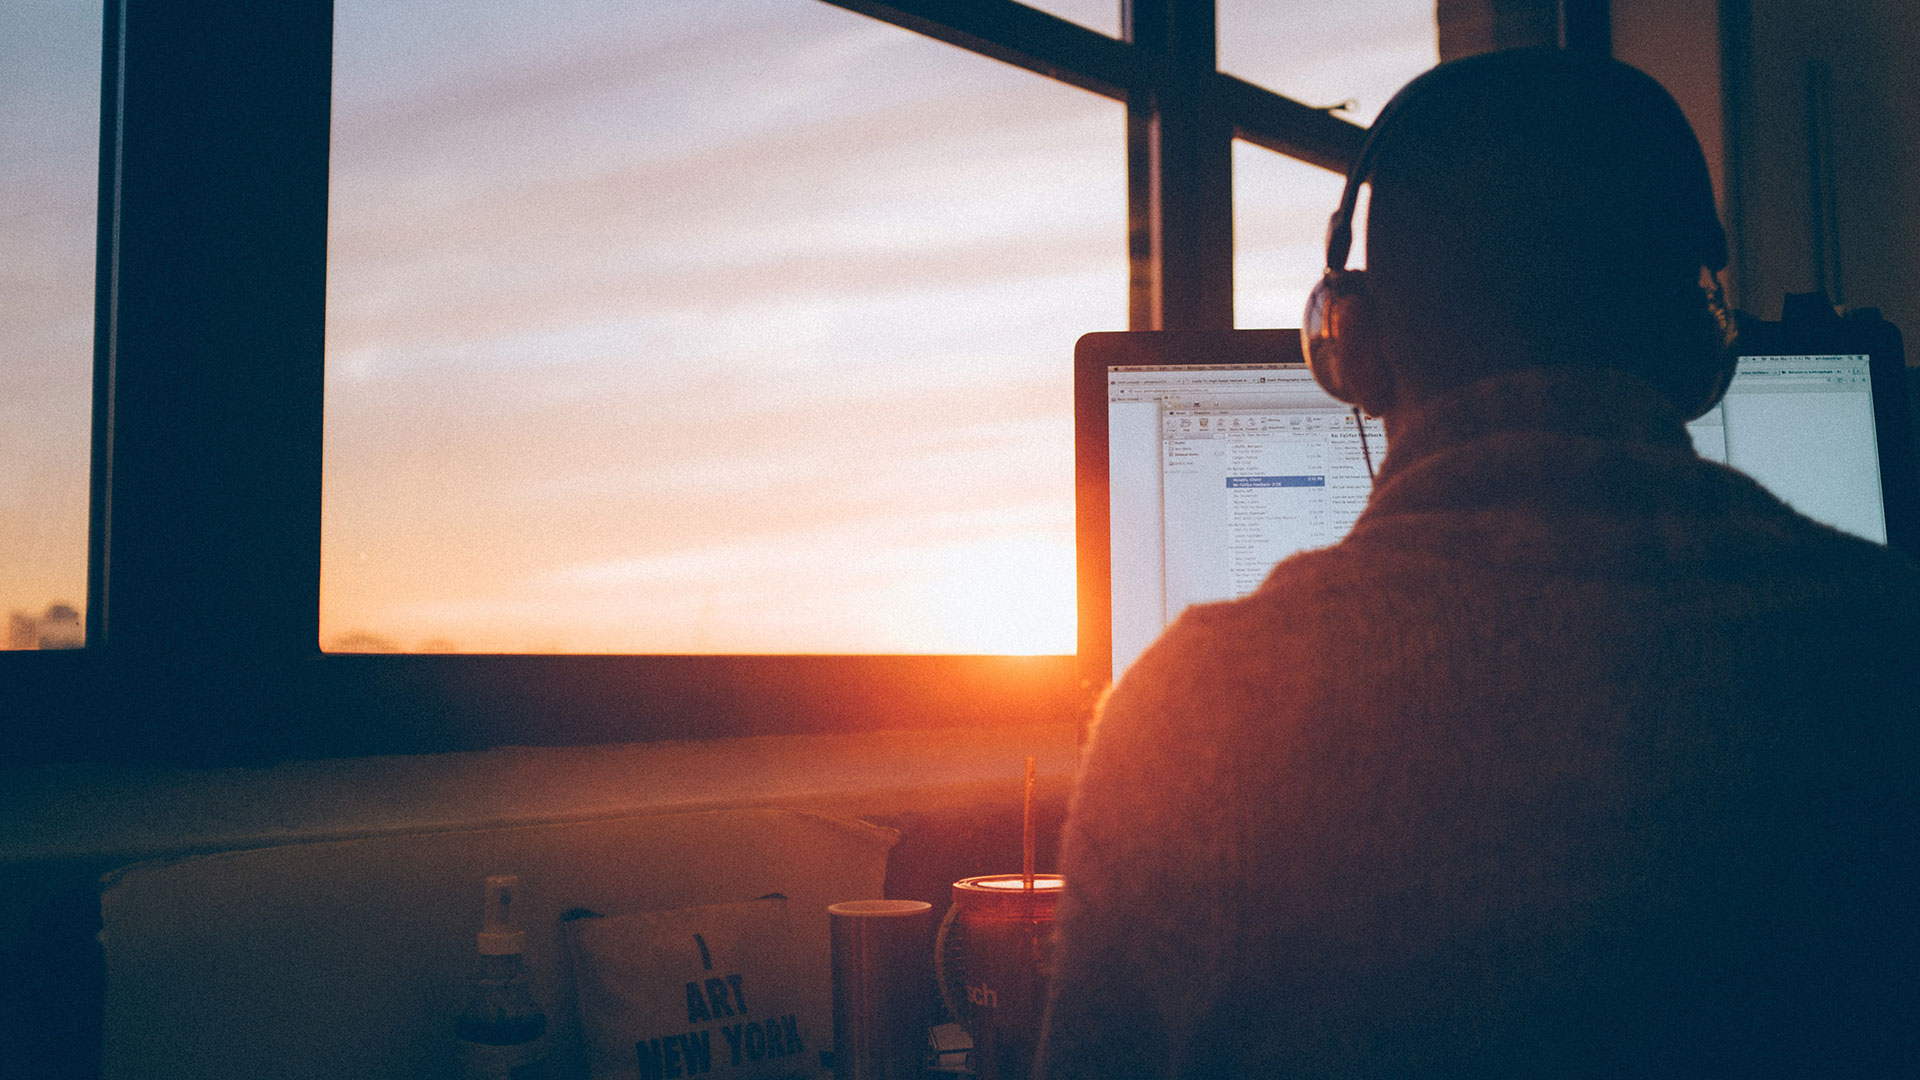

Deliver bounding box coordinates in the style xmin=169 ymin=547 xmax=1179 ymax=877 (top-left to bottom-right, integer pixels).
xmin=455 ymin=874 xmax=550 ymax=1079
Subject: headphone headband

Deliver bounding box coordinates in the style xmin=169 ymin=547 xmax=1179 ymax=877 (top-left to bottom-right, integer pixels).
xmin=1321 ymin=61 xmax=1444 ymax=273
xmin=1305 ymin=48 xmax=1739 ymax=423
xmin=1322 ymin=49 xmax=1729 ymax=277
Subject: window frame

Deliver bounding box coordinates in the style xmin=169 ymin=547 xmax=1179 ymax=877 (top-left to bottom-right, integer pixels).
xmin=5 ymin=0 xmax=1365 ymax=764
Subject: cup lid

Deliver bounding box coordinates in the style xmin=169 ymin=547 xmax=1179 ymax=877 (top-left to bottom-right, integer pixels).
xmin=828 ymin=899 xmax=934 ymax=917
xmin=952 ymin=873 xmax=1064 ymax=893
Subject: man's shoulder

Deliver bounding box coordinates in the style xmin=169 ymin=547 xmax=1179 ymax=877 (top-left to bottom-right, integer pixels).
xmin=1094 ymin=551 xmax=1372 ymax=745
xmin=1769 ymin=522 xmax=1920 ymax=639
xmin=1130 ymin=549 xmax=1360 ymax=676
xmin=1682 ymin=461 xmax=1920 ymax=600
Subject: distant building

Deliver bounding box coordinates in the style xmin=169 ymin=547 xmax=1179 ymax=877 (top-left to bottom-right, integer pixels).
xmin=326 ymin=631 xmax=401 ymax=653
xmin=7 ymin=612 xmax=36 ymax=650
xmin=7 ymin=603 xmax=84 ymax=650
xmin=39 ymin=604 xmax=83 ymax=649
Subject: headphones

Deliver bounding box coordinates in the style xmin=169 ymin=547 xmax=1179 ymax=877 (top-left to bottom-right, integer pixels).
xmin=1298 ymin=83 xmax=1405 ymax=412
xmin=1301 ymin=52 xmax=1739 ymax=423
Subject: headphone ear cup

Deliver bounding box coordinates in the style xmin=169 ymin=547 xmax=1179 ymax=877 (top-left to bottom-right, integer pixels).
xmin=1673 ymin=278 xmax=1741 ymax=420
xmin=1303 ymin=268 xmax=1375 ymax=406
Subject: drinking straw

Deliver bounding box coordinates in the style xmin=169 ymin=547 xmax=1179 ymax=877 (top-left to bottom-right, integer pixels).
xmin=1023 ymin=756 xmax=1036 ymax=892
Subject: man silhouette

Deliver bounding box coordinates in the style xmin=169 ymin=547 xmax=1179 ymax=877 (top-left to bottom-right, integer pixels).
xmin=1039 ymin=48 xmax=1920 ymax=1078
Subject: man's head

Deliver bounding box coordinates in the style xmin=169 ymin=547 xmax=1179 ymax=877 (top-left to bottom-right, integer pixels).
xmin=1303 ymin=48 xmax=1733 ymax=419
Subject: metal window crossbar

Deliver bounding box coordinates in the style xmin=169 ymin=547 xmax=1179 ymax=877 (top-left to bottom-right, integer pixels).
xmin=825 ymin=0 xmax=1365 ymax=172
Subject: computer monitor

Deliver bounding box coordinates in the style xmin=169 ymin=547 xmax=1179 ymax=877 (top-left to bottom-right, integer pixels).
xmin=1688 ymin=354 xmax=1888 ymax=542
xmin=1075 ymin=330 xmax=1916 ymax=688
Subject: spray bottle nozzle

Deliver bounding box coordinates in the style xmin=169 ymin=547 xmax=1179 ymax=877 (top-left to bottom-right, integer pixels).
xmin=478 ymin=874 xmax=527 ymax=955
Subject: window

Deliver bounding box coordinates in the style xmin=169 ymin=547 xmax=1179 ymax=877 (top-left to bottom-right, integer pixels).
xmin=1 ymin=0 xmax=101 ymax=650
xmin=1218 ymin=0 xmax=1436 ymax=126
xmin=1226 ymin=0 xmax=1437 ymax=330
xmin=323 ymin=0 xmax=1125 ymax=655
xmin=1233 ymin=145 xmax=1347 ymax=329
xmin=16 ymin=0 xmax=1438 ymax=762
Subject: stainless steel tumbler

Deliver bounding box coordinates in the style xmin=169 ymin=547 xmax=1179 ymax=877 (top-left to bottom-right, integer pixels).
xmin=828 ymin=899 xmax=933 ymax=1080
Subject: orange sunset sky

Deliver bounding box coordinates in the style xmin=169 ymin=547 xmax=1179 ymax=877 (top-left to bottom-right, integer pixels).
xmin=3 ymin=0 xmax=1434 ymax=654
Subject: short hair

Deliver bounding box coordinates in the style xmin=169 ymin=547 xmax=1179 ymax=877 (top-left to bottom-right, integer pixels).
xmin=1361 ymin=49 xmax=1726 ymax=401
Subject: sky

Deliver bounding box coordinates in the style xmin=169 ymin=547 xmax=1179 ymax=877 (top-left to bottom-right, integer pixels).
xmin=1 ymin=0 xmax=100 ymax=643
xmin=3 ymin=0 xmax=1436 ymax=654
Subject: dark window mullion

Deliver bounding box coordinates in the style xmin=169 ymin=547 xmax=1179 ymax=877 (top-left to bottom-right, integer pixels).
xmin=88 ymin=0 xmax=333 ymax=760
xmin=1126 ymin=0 xmax=1233 ymax=329
xmin=1558 ymin=0 xmax=1612 ymax=54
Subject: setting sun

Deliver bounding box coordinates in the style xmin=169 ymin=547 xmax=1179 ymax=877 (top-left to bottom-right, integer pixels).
xmin=906 ymin=535 xmax=1078 ymax=655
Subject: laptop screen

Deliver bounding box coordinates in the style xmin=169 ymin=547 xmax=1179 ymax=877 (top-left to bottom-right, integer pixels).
xmin=1083 ymin=337 xmax=1907 ymax=685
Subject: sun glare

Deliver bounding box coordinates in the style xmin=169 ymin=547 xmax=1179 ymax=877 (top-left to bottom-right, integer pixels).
xmin=908 ymin=535 xmax=1078 ymax=655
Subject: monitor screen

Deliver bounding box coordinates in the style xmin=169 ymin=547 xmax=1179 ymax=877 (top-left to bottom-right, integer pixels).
xmin=1105 ymin=362 xmax=1382 ymax=678
xmin=1687 ymin=354 xmax=1885 ymax=543
xmin=1084 ymin=341 xmax=1905 ymax=685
